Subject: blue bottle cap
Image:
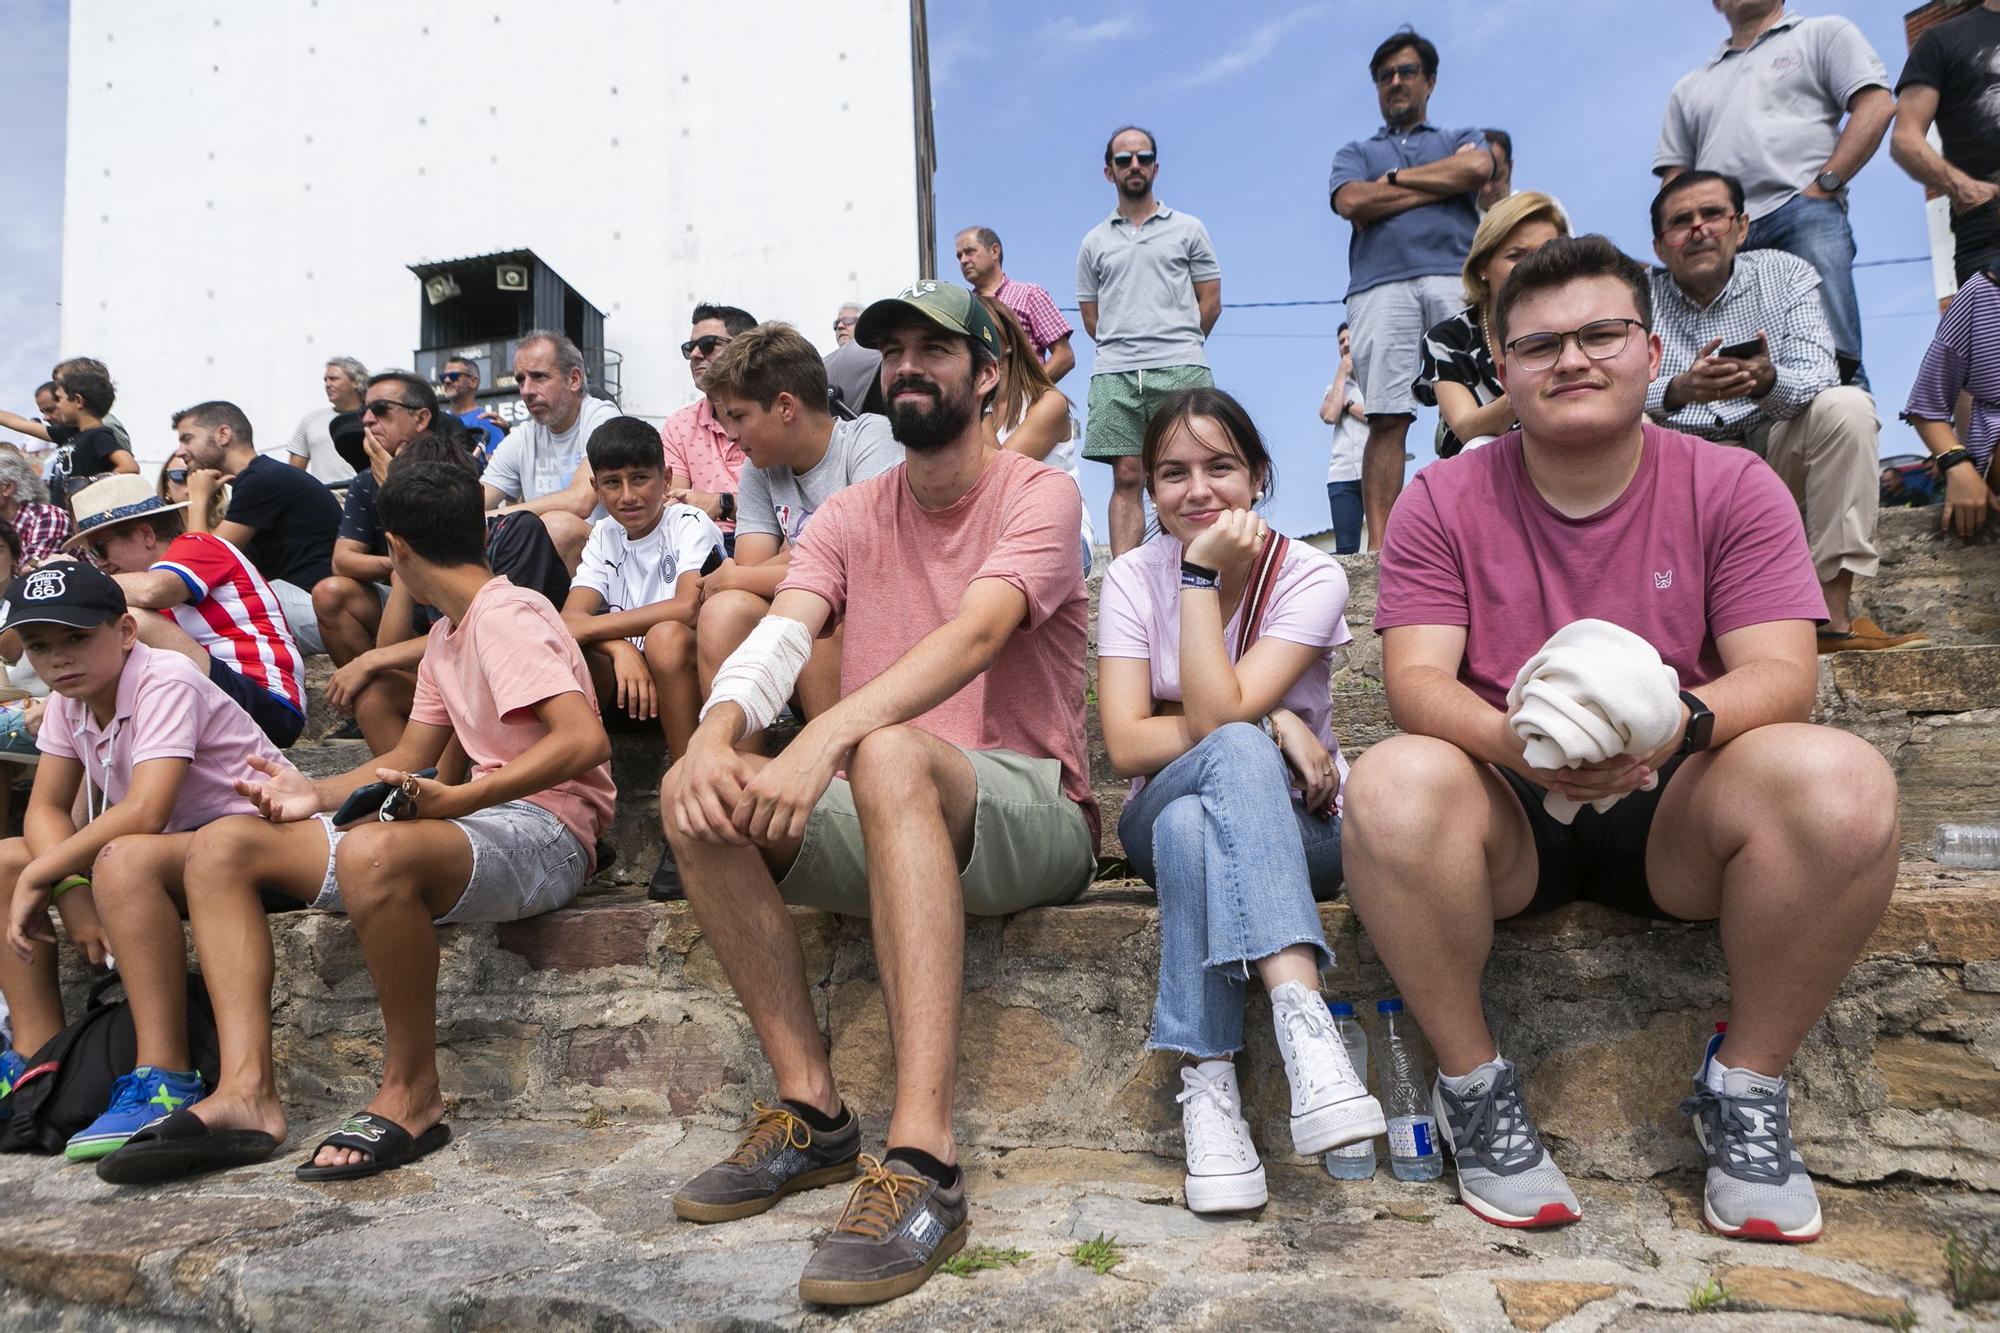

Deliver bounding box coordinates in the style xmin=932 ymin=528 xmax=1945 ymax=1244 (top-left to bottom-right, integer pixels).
xmin=1377 ymin=998 xmax=1404 ymax=1013
xmin=1328 ymin=1001 xmax=1355 ymax=1018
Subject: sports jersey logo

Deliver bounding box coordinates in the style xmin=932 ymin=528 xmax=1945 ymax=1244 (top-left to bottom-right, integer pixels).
xmin=21 ymin=569 xmax=67 ymax=601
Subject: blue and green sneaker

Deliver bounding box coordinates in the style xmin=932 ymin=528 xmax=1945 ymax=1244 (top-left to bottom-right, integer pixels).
xmin=65 ymin=1067 xmax=205 ymax=1161
xmin=0 ymin=1049 xmax=26 ymax=1120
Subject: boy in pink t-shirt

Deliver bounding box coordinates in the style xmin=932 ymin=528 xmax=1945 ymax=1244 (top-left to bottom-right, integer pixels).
xmin=660 ymin=284 xmax=1094 ymax=1306
xmin=95 ymin=460 xmax=614 ymax=1189
xmin=0 ymin=561 xmax=296 ymax=1162
xmin=1348 ymin=236 xmax=1898 ymax=1247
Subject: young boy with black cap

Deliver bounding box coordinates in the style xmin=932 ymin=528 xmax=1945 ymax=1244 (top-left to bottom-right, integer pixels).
xmin=0 ymin=560 xmax=298 ymax=1162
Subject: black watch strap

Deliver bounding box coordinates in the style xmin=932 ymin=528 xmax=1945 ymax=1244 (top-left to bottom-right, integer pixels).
xmin=718 ymin=492 xmax=736 ymax=523
xmin=1678 ymin=689 xmax=1715 ymax=756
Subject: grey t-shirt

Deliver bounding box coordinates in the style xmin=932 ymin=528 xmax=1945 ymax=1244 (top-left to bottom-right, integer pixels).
xmin=485 ymin=395 xmax=620 ymax=510
xmin=1654 ymin=12 xmax=1889 ymax=220
xmin=735 ymin=413 xmax=901 ymax=543
xmin=1075 ymin=205 xmax=1220 ymax=375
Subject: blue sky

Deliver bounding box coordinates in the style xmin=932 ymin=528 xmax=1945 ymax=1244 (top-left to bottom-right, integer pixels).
xmin=3 ymin=2 xmax=1942 ymax=541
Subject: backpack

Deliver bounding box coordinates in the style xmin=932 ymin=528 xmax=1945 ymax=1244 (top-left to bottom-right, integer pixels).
xmin=0 ymin=973 xmax=221 ymax=1155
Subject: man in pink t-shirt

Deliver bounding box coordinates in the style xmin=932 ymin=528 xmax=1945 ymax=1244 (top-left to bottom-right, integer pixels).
xmin=660 ymin=282 xmax=1094 ymax=1306
xmin=96 ymin=460 xmax=615 ymax=1189
xmin=1349 ymin=236 xmax=1897 ymax=1246
xmin=658 ymin=302 xmax=755 ymax=545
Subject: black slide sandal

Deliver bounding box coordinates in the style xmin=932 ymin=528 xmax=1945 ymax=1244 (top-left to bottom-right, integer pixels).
xmin=295 ymin=1112 xmax=451 ymax=1181
xmin=96 ymin=1108 xmax=280 ymax=1185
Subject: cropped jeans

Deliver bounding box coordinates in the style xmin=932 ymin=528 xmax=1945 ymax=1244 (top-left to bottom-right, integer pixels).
xmin=1118 ymin=722 xmax=1343 ymax=1059
xmin=1745 ymin=193 xmax=1866 ymax=390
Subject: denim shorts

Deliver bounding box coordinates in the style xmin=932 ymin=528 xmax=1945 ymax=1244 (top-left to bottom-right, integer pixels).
xmin=310 ymin=798 xmax=588 ymax=924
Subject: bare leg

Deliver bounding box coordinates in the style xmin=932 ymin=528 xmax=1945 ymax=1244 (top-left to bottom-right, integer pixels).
xmin=131 ymin=614 xmax=209 ymax=673
xmin=1361 ymin=415 xmax=1412 ymax=553
xmin=844 ymin=726 xmax=978 ymax=1162
xmin=797 ymin=625 xmax=844 ymax=721
xmin=88 ymin=833 xmax=196 ymax=1071
xmin=541 ymin=512 xmax=591 ymax=574
xmin=1820 ymin=570 xmax=1854 ymax=635
xmin=1645 ymin=724 xmax=1898 ymax=1075
xmin=312 ymin=576 xmax=384 ymax=668
xmin=644 ymin=621 xmax=700 ymax=762
xmin=1108 ymin=456 xmax=1146 ymax=557
xmin=1340 ymin=735 xmax=1539 ymax=1076
xmin=1252 ymin=944 xmax=1323 ymax=992
xmin=0 ymin=838 xmax=62 ymax=1054
xmin=695 ymin=589 xmax=770 ymax=697
xmin=352 ymin=670 xmax=417 ymax=755
xmin=662 ymin=752 xmax=832 ymax=1111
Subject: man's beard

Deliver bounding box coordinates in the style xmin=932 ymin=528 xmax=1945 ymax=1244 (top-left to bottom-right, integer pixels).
xmin=887 ymin=378 xmax=976 ymax=453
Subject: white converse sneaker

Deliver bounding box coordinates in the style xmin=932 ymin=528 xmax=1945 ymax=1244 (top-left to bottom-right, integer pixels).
xmin=1270 ymin=980 xmax=1387 ymax=1156
xmin=1176 ymin=1060 xmax=1267 ymax=1213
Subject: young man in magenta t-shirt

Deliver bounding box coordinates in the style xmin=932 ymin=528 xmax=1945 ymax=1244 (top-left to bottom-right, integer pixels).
xmin=95 ymin=460 xmax=615 ymax=1188
xmin=1347 ymin=236 xmax=1897 ymax=1245
xmin=661 ymin=283 xmax=1096 ymax=1308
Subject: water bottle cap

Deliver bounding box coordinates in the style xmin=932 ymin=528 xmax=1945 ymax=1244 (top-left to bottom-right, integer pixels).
xmin=1377 ymin=998 xmax=1404 ymax=1013
xmin=1328 ymin=1001 xmax=1355 ymax=1017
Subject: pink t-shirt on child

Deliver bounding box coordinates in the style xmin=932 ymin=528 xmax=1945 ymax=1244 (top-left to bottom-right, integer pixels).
xmin=1098 ymin=533 xmax=1354 ymax=805
xmin=37 ymin=639 xmax=286 ymax=830
xmin=1375 ymin=425 xmax=1827 ymax=709
xmin=778 ymin=448 xmax=1098 ymax=843
xmin=408 ymin=578 xmax=617 ymax=866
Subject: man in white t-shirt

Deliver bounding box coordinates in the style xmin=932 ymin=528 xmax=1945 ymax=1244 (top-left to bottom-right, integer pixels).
xmin=284 ymin=357 xmax=367 ymax=483
xmin=1319 ymin=322 xmax=1368 ymax=554
xmin=692 ymin=323 xmax=903 ymax=722
xmin=481 ymin=330 xmax=613 ymax=570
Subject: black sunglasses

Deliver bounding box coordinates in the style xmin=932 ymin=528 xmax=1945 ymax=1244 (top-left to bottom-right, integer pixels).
xmin=1376 ymin=62 xmax=1425 ymax=85
xmin=165 ymin=468 xmax=189 ymax=484
xmin=440 ymin=370 xmax=472 ymax=383
xmin=680 ymin=335 xmax=730 ymax=359
xmin=362 ymin=399 xmax=418 ymax=417
xmin=1111 ymin=151 xmax=1157 ymax=169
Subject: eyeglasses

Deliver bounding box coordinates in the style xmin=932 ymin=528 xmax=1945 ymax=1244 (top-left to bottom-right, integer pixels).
xmin=165 ymin=468 xmax=188 ymax=484
xmin=1111 ymin=151 xmax=1157 ymax=169
xmin=1375 ymin=62 xmax=1425 ymax=85
xmin=1657 ymin=205 xmax=1740 ymax=247
xmin=440 ymin=370 xmax=472 ymax=383
xmin=681 ymin=335 xmax=729 ymax=359
xmin=833 ymin=316 xmax=857 ymax=331
xmin=1503 ymin=318 xmax=1648 ymax=371
xmin=362 ymin=399 xmax=418 ymax=417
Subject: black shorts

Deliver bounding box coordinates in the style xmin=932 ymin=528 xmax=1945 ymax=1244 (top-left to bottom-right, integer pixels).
xmin=1496 ymin=754 xmax=1701 ymax=922
xmin=206 ymin=657 xmax=305 ymax=749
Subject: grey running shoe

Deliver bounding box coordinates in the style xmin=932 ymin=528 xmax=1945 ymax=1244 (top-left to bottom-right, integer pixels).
xmin=672 ymin=1101 xmax=860 ymax=1223
xmin=1681 ymin=1034 xmax=1821 ymax=1243
xmin=797 ymin=1153 xmax=968 ymax=1306
xmin=1431 ymin=1060 xmax=1581 ymax=1228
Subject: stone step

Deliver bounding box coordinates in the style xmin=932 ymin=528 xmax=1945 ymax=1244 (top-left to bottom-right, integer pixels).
xmin=246 ymin=861 xmax=2000 ymax=1193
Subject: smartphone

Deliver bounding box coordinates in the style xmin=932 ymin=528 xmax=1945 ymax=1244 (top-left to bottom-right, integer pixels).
xmin=1716 ymin=336 xmax=1767 ymax=361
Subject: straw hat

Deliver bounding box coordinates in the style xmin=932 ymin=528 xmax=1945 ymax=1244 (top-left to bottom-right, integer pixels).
xmin=63 ymin=474 xmax=192 ymax=552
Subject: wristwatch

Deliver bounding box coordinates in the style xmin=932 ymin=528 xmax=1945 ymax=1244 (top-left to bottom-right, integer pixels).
xmin=1678 ymin=690 xmax=1715 ymax=756
xmin=1815 ymin=169 xmax=1843 ymax=194
xmin=717 ymin=492 xmax=736 ymax=524
xmin=1386 ymin=169 xmax=1401 ymax=187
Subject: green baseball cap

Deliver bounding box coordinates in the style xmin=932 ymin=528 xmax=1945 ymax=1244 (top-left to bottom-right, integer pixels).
xmin=854 ymin=281 xmax=1002 ymax=359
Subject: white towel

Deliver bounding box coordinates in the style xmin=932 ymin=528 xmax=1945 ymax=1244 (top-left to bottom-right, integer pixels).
xmin=1505 ymin=619 xmax=1683 ymax=825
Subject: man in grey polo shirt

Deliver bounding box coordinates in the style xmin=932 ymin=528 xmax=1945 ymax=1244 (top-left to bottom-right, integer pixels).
xmin=1077 ymin=125 xmax=1222 ymax=557
xmin=1654 ymin=2 xmax=1893 ymax=390
xmin=1328 ymin=28 xmax=1493 ymax=551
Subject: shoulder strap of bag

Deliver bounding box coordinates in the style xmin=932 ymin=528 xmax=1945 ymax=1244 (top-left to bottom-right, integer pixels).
xmin=1232 ymin=532 xmax=1290 ymax=659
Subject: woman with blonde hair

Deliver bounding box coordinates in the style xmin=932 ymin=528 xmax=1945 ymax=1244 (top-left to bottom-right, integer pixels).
xmin=1413 ymin=190 xmax=1570 ymax=456
xmin=978 ymin=293 xmax=1095 ymax=572
xmin=157 ymin=451 xmax=229 ymax=531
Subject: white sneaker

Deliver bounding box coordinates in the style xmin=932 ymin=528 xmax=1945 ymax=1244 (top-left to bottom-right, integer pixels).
xmin=1176 ymin=1060 xmax=1267 ymax=1213
xmin=1270 ymin=980 xmax=1387 ymax=1156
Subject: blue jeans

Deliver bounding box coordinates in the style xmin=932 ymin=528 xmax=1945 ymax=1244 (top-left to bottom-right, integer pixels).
xmin=1327 ymin=480 xmax=1363 ymax=554
xmin=1118 ymin=723 xmax=1343 ymax=1058
xmin=1745 ymin=193 xmax=1865 ymax=390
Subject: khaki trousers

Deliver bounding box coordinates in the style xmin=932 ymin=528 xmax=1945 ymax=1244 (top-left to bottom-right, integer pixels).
xmin=1747 ymin=386 xmax=1880 ymax=584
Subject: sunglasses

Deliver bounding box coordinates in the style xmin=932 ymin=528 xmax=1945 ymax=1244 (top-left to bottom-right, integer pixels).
xmin=362 ymin=399 xmax=417 ymax=417
xmin=1111 ymin=151 xmax=1157 ymax=169
xmin=681 ymin=334 xmax=730 ymax=359
xmin=165 ymin=468 xmax=188 ymax=484
xmin=440 ymin=370 xmax=472 ymax=383
xmin=833 ymin=316 xmax=858 ymax=331
xmin=1376 ymin=62 xmax=1425 ymax=85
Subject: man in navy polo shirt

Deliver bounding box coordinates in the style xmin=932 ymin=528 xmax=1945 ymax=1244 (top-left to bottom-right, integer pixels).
xmin=1329 ymin=27 xmax=1493 ymax=550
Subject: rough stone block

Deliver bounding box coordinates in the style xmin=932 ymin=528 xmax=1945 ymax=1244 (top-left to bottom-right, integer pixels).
xmin=495 ymin=900 xmax=654 ymax=971
xmin=565 ymin=1018 xmax=742 ymax=1112
xmin=1876 ymin=1036 xmax=2000 ymax=1116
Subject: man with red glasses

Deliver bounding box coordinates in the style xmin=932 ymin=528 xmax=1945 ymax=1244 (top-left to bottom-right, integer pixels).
xmin=659 ymin=302 xmax=755 ymax=555
xmin=1346 ymin=233 xmax=1898 ymax=1245
xmin=1645 ymin=170 xmax=1920 ymax=653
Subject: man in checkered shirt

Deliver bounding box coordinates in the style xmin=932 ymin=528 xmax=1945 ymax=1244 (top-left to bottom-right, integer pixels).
xmin=1645 ymin=170 xmax=1921 ymax=653
xmin=954 ymin=226 xmax=1075 ymax=383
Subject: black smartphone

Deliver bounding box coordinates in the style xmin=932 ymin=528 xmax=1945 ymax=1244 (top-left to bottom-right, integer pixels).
xmin=331 ymin=768 xmax=438 ymax=827
xmin=1716 ymin=336 xmax=1767 ymax=361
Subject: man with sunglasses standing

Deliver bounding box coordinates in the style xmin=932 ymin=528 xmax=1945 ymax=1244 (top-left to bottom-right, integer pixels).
xmin=1345 ymin=233 xmax=1898 ymax=1245
xmin=440 ymin=356 xmax=505 ymax=455
xmin=483 ymin=330 xmax=614 ymax=570
xmin=1646 ymin=170 xmax=1921 ymax=652
xmin=659 ymin=303 xmax=756 ymax=556
xmin=1077 ymin=126 xmax=1221 ymax=557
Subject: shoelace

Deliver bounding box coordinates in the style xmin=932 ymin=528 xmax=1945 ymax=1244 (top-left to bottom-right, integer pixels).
xmin=1679 ymin=1084 xmax=1791 ymax=1183
xmin=1276 ymin=996 xmax=1353 ymax=1098
xmin=722 ymin=1101 xmax=812 ymax=1168
xmin=102 ymin=1071 xmax=151 ymax=1115
xmin=1441 ymin=1066 xmax=1545 ymax=1175
xmin=831 ymin=1154 xmax=925 ymax=1239
xmin=1176 ymin=1066 xmax=1251 ymax=1162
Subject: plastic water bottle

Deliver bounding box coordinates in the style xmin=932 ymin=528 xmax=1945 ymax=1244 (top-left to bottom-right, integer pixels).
xmin=1321 ymin=1001 xmax=1377 ymax=1180
xmin=1378 ymin=998 xmax=1444 ymax=1182
xmin=1934 ymin=825 xmax=2000 ymax=869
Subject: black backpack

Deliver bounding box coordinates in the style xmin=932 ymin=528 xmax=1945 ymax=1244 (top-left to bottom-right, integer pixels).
xmin=0 ymin=973 xmax=221 ymax=1155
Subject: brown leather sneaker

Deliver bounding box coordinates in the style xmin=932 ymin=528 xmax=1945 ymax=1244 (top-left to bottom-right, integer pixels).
xmin=797 ymin=1154 xmax=969 ymax=1306
xmin=1818 ymin=616 xmax=1930 ymax=654
xmin=672 ymin=1102 xmax=860 ymax=1224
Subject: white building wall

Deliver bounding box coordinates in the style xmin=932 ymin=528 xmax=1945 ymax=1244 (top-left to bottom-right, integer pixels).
xmin=62 ymin=0 xmax=923 ymax=462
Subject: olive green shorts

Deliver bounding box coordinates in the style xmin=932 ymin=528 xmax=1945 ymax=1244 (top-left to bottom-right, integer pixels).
xmin=776 ymin=747 xmax=1095 ymax=918
xmin=1082 ymin=365 xmax=1215 ymax=460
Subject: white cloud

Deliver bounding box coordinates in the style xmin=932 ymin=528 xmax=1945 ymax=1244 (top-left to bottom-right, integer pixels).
xmin=1175 ymin=5 xmax=1330 ymax=89
xmin=1039 ymin=13 xmax=1143 ymax=59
